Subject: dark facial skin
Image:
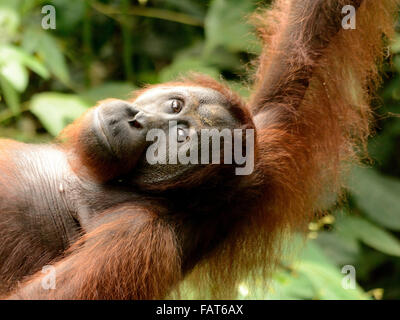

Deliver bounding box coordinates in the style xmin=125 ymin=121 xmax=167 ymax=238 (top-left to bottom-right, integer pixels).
xmin=91 ymin=99 xmax=149 ymax=168
xmin=90 ymin=86 xmax=242 ymax=188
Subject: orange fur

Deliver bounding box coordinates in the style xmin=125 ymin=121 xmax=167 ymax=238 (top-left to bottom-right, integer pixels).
xmin=2 ymin=0 xmax=399 ymax=300
xmin=175 ymin=0 xmax=399 ymax=298
xmin=7 ymin=206 xmax=181 ymax=299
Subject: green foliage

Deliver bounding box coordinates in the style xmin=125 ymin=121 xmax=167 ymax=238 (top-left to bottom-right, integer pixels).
xmin=159 ymin=55 xmax=219 ymax=82
xmin=204 ymin=0 xmax=259 ymax=53
xmin=239 ymin=239 xmax=370 ymax=300
xmin=23 ymin=30 xmax=70 ymax=85
xmin=341 ymin=216 xmax=400 ymax=257
xmin=350 ymin=168 xmax=400 ymax=230
xmin=0 ymin=0 xmax=399 ymax=300
xmin=30 ymin=93 xmax=89 ymax=135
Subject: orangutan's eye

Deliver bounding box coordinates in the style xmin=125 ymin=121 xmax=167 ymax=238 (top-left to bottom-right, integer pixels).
xmin=170 ymin=99 xmax=183 ymax=113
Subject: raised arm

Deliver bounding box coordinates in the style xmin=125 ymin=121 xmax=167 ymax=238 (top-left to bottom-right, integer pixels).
xmin=251 ymin=0 xmax=364 ymax=115
xmin=5 ymin=205 xmax=181 ymax=300
xmin=248 ymin=0 xmax=398 ymax=250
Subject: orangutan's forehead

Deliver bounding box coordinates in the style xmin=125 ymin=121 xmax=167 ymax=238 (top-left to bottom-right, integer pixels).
xmin=135 ymin=86 xmax=229 ymax=106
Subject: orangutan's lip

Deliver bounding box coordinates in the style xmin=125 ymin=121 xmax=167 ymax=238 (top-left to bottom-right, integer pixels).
xmin=94 ymin=108 xmax=116 ymax=157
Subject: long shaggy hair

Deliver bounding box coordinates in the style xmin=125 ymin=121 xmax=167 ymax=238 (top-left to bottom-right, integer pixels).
xmin=173 ymin=0 xmax=399 ymax=298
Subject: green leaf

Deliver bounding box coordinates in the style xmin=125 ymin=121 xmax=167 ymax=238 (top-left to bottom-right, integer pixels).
xmin=0 ymin=45 xmax=50 ymax=80
xmin=297 ymin=242 xmax=369 ymax=300
xmin=391 ymin=35 xmax=400 ymax=53
xmin=160 ymin=57 xmax=219 ymax=82
xmin=163 ymin=0 xmax=206 ymax=19
xmin=49 ymin=0 xmax=85 ymax=34
xmin=0 ymin=73 xmax=20 ymax=114
xmin=23 ymin=31 xmax=70 ymax=85
xmin=394 ymin=55 xmax=400 ymax=74
xmin=38 ymin=33 xmax=70 ymax=85
xmin=341 ymin=216 xmax=400 ymax=257
xmin=15 ymin=49 xmax=50 ymax=80
xmin=21 ymin=28 xmax=40 ymax=54
xmin=368 ymin=128 xmax=399 ymax=166
xmin=203 ymin=47 xmax=242 ymax=70
xmin=297 ymin=261 xmax=369 ymax=300
xmin=227 ymin=81 xmax=251 ymax=98
xmin=350 ymin=167 xmax=400 ymax=230
xmin=205 ymin=0 xmax=258 ymax=53
xmin=265 ymin=239 xmax=369 ymax=300
xmin=30 ymin=93 xmax=90 ymax=136
xmin=0 ymin=5 xmax=20 ymax=38
xmin=0 ymin=60 xmax=28 ymax=92
xmin=265 ymin=270 xmax=315 ymax=300
xmin=81 ymin=82 xmax=137 ymax=105
xmin=316 ymin=231 xmax=360 ymax=266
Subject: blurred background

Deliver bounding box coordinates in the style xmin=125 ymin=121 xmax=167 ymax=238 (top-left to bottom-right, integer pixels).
xmin=0 ymin=0 xmax=399 ymax=299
